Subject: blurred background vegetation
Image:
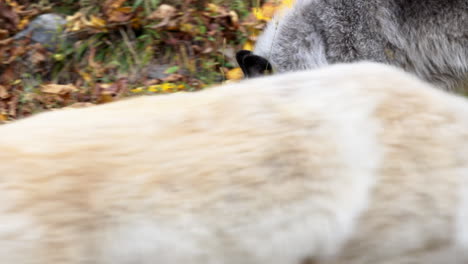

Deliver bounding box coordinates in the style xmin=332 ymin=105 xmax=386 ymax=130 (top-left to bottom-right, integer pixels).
xmin=0 ymin=0 xmax=291 ymax=122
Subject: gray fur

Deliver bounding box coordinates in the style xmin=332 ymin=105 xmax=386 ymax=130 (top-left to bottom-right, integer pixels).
xmin=253 ymin=0 xmax=468 ymax=91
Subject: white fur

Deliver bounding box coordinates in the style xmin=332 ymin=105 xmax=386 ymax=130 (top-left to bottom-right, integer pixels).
xmin=0 ymin=62 xmax=467 ymax=263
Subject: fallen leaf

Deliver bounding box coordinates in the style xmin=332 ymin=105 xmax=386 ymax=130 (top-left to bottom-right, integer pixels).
xmin=89 ymin=15 xmax=106 ymax=28
xmin=131 ymin=87 xmax=145 ymax=93
xmin=144 ymin=79 xmax=161 ymax=86
xmin=77 ymin=70 xmax=93 ymax=83
xmin=162 ymin=73 xmax=184 ymax=82
xmin=206 ymin=3 xmax=221 ymax=14
xmin=97 ymin=94 xmax=114 ymax=104
xmin=30 ymin=50 xmax=47 ymax=65
xmin=242 ymin=40 xmax=254 ymax=51
xmin=164 ymin=65 xmax=180 ymax=74
xmin=0 ymin=66 xmax=16 ymax=84
xmin=0 ymin=1 xmax=19 ymax=31
xmin=148 ymin=4 xmax=176 ymax=20
xmin=0 ymin=85 xmax=9 ymax=99
xmin=0 ymin=29 xmax=8 ymax=40
xmin=104 ymin=0 xmax=127 ymax=12
xmin=160 ymin=82 xmax=177 ymax=92
xmin=147 ymin=85 xmax=160 ymax=93
xmin=226 ymin=67 xmax=244 ymax=80
xmin=7 ymin=94 xmax=17 ymax=116
xmin=41 ymin=84 xmax=78 ymax=95
xmin=17 ymin=17 xmax=29 ymax=30
xmin=107 ymin=7 xmax=133 ymax=23
xmin=229 ymin=11 xmax=239 ymax=27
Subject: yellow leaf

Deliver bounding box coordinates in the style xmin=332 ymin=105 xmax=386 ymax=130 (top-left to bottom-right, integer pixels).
xmin=131 ymin=87 xmax=145 ymax=93
xmin=66 ymin=12 xmax=83 ymax=23
xmin=81 ymin=15 xmax=107 ymax=31
xmin=11 ymin=79 xmax=22 ymax=85
xmin=17 ymin=18 xmax=29 ymax=30
xmin=160 ymin=83 xmax=176 ymax=92
xmin=0 ymin=114 xmax=8 ymax=122
xmin=253 ymin=0 xmax=294 ymax=22
xmin=253 ymin=2 xmax=277 ymax=21
xmin=180 ymin=23 xmax=195 ymax=33
xmin=78 ymin=70 xmax=93 ymax=83
xmin=252 ymin=7 xmax=270 ymax=21
xmin=69 ymin=20 xmax=84 ymax=32
xmin=281 ymin=0 xmax=295 ymax=8
xmin=66 ymin=12 xmax=85 ymax=32
xmin=90 ymin=15 xmax=106 ymax=28
xmin=53 ymin=53 xmax=65 ymax=61
xmin=207 ymin=3 xmax=220 ymax=13
xmin=177 ymin=84 xmax=186 ymax=90
xmin=226 ymin=68 xmax=244 ymax=80
xmin=242 ymin=40 xmax=254 ymax=51
xmin=147 ymin=85 xmax=161 ymax=93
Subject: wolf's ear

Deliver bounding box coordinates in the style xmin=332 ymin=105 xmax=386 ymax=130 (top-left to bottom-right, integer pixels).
xmin=236 ymin=50 xmax=273 ymax=78
xmin=236 ymin=50 xmax=252 ymax=75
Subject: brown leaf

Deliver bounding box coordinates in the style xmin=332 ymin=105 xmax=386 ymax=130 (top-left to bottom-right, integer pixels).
xmin=30 ymin=50 xmax=47 ymax=65
xmin=0 ymin=37 xmax=13 ymax=46
xmin=103 ymin=0 xmax=127 ymax=12
xmin=162 ymin=74 xmax=184 ymax=82
xmin=0 ymin=66 xmax=17 ymax=84
xmin=3 ymin=45 xmax=27 ymax=64
xmin=8 ymin=95 xmax=17 ymax=117
xmin=98 ymin=78 xmax=128 ymax=95
xmin=107 ymin=7 xmax=133 ymax=23
xmin=0 ymin=29 xmax=9 ymax=40
xmin=0 ymin=85 xmax=9 ymax=99
xmin=41 ymin=84 xmax=78 ymax=95
xmin=0 ymin=1 xmax=19 ymax=32
xmin=97 ymin=94 xmax=114 ymax=104
xmin=144 ymin=79 xmax=162 ymax=86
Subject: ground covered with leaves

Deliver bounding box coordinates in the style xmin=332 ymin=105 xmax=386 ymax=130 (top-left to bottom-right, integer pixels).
xmin=0 ymin=0 xmax=292 ymax=122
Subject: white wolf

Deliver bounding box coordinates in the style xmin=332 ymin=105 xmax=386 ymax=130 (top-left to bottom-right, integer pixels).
xmin=0 ymin=62 xmax=467 ymax=264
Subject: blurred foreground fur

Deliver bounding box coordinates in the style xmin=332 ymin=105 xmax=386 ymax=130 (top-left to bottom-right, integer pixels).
xmin=1 ymin=62 xmax=468 ymax=263
xmin=239 ymin=0 xmax=468 ymax=91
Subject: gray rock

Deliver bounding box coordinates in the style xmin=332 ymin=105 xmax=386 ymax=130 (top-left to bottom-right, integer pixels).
xmin=14 ymin=13 xmax=68 ymax=51
xmin=146 ymin=64 xmax=172 ymax=79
